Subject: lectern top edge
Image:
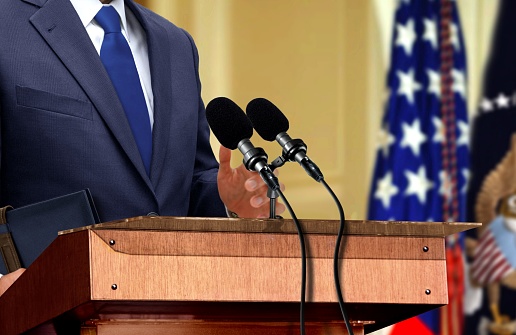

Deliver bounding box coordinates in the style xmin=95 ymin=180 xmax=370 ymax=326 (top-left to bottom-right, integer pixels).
xmin=59 ymin=215 xmax=481 ymax=237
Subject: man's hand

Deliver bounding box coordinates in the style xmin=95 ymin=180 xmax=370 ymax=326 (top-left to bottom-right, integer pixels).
xmin=0 ymin=268 xmax=25 ymax=296
xmin=217 ymin=146 xmax=285 ymax=218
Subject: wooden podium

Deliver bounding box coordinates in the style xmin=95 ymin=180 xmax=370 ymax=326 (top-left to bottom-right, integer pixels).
xmin=0 ymin=216 xmax=479 ymax=335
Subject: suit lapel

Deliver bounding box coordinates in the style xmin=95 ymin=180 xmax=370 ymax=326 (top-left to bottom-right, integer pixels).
xmin=29 ymin=0 xmax=153 ymax=189
xmin=127 ymin=1 xmax=173 ymax=188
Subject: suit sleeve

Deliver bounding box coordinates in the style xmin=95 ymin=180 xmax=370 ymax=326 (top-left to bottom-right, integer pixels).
xmin=181 ymin=29 xmax=227 ymax=217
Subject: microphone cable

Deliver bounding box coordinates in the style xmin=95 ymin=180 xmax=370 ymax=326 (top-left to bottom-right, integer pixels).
xmin=320 ymin=179 xmax=354 ymax=335
xmin=275 ymin=188 xmax=307 ymax=335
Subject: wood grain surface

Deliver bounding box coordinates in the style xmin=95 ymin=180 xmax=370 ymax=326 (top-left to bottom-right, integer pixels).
xmin=0 ymin=217 xmax=476 ymax=335
xmin=89 ymin=230 xmax=446 ymax=303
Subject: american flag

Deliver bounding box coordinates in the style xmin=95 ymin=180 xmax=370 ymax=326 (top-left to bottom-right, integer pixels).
xmin=471 ymin=216 xmax=516 ymax=286
xmin=367 ymin=0 xmax=468 ymax=334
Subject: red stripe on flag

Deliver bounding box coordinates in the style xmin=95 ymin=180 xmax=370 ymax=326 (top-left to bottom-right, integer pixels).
xmin=473 ymin=233 xmax=495 ymax=256
xmin=474 ymin=250 xmax=504 ymax=282
xmin=488 ymin=262 xmax=512 ymax=283
xmin=446 ymin=243 xmax=465 ymax=335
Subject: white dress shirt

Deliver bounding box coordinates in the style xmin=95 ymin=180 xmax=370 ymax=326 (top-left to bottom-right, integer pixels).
xmin=69 ymin=0 xmax=155 ymax=129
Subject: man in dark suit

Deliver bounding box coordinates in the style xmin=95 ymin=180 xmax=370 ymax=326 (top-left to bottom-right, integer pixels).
xmin=0 ymin=0 xmax=283 ymax=292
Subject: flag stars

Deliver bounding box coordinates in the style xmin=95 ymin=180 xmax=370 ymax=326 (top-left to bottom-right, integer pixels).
xmin=452 ymin=69 xmax=466 ymax=99
xmin=451 ymin=23 xmax=461 ymax=51
xmin=377 ymin=127 xmax=396 ymax=158
xmin=401 ymin=119 xmax=426 ymax=156
xmin=427 ymin=69 xmax=441 ymax=98
xmin=369 ymin=3 xmax=468 ymax=222
xmin=439 ymin=170 xmax=453 ymax=202
xmin=423 ymin=18 xmax=438 ymax=49
xmin=479 ymin=93 xmax=513 ymax=113
xmin=457 ymin=120 xmax=469 ymax=147
xmin=395 ymin=19 xmax=417 ymax=56
xmin=462 ymin=169 xmax=469 ymax=194
xmin=432 ymin=117 xmax=444 ymax=143
xmin=397 ymin=68 xmax=422 ymax=104
xmin=432 ymin=117 xmax=468 ymax=147
xmin=375 ymin=171 xmax=399 ymax=209
xmin=495 ymin=93 xmax=510 ymax=109
xmin=480 ymin=98 xmax=494 ymax=112
xmin=405 ymin=166 xmax=434 ymax=204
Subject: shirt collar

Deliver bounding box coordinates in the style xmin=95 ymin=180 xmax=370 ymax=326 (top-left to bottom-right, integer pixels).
xmin=69 ymin=0 xmax=130 ymax=41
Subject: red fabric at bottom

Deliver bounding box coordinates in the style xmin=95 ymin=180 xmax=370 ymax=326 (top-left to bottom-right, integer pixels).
xmin=390 ymin=317 xmax=435 ymax=335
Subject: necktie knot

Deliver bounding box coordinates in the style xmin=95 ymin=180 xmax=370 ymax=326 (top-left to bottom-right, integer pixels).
xmin=95 ymin=6 xmax=121 ymax=34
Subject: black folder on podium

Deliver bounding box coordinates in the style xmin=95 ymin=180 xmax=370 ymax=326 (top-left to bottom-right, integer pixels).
xmin=0 ymin=189 xmax=100 ymax=274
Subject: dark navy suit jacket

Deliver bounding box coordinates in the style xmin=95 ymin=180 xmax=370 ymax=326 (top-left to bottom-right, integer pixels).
xmin=0 ymin=0 xmax=227 ymax=222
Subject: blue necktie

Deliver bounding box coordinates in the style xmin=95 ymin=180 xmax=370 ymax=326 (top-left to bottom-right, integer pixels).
xmin=95 ymin=6 xmax=152 ymax=175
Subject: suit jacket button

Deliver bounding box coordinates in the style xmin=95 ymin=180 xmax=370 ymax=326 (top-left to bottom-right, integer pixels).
xmin=147 ymin=212 xmax=159 ymax=217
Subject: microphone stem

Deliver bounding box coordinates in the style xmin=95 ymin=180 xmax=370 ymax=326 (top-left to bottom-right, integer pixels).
xmin=267 ymin=188 xmax=279 ymax=219
xmin=269 ymin=198 xmax=276 ymax=219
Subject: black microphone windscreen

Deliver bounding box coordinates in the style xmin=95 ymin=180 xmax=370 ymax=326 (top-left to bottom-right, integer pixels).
xmin=246 ymin=98 xmax=289 ymax=141
xmin=205 ymin=97 xmax=254 ymax=150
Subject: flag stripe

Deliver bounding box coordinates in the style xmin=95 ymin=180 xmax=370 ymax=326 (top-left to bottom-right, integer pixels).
xmin=471 ymin=228 xmax=514 ymax=285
